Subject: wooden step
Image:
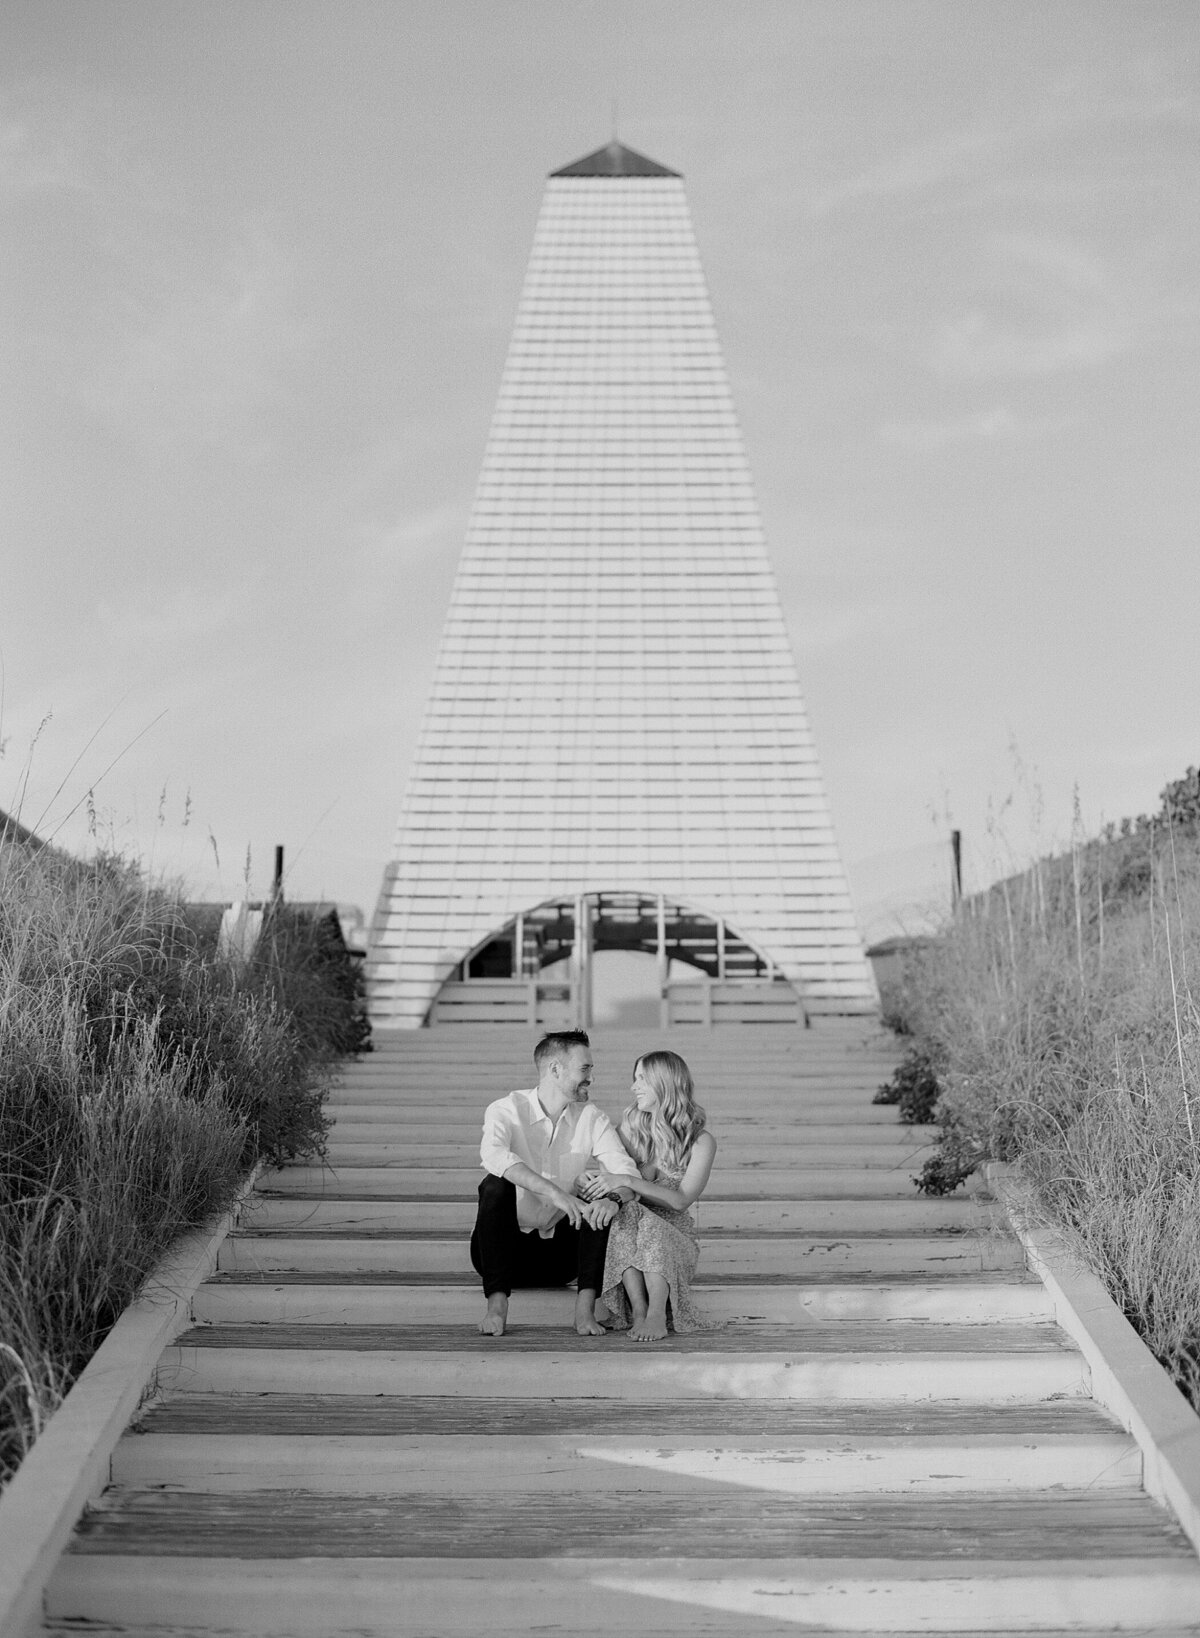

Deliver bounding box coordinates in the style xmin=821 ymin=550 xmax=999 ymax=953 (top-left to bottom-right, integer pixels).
xmin=318 ymin=1130 xmax=932 ymax=1157
xmin=111 ymin=1428 xmax=1142 ymax=1494
xmin=262 ymin=1165 xmax=941 ymax=1199
xmin=134 ymin=1392 xmax=1122 ymax=1438
xmin=157 ymin=1334 xmax=1084 ymax=1401
xmin=50 ymin=1551 xmax=1200 ymax=1635
xmin=321 ymin=1097 xmax=906 ymax=1118
xmin=175 ymin=1320 xmax=1068 ymax=1354
xmin=70 ymin=1487 xmax=1187 ymax=1559
xmin=192 ymin=1275 xmax=1052 ymax=1326
xmin=322 ymin=1107 xmax=918 ymax=1132
xmin=240 ymin=1195 xmax=987 ymax=1234
xmin=49 ymin=1022 xmax=1199 ymax=1638
xmin=317 ymin=1141 xmax=936 ymax=1167
xmin=217 ymin=1231 xmax=1022 ymax=1277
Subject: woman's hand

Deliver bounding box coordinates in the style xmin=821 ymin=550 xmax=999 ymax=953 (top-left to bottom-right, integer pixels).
xmin=576 ymin=1168 xmax=618 ymax=1201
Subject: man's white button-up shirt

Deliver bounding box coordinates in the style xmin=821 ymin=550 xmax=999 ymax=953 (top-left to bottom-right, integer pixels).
xmin=479 ymin=1088 xmax=640 ymax=1237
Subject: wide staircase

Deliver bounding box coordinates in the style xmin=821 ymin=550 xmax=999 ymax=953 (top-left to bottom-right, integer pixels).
xmin=46 ymin=1025 xmax=1200 ymax=1635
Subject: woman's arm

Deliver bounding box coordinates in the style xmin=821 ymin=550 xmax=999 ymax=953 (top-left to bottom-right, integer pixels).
xmin=583 ymin=1132 xmax=717 ymax=1211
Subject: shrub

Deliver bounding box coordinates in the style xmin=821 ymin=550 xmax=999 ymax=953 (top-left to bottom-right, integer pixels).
xmin=873 ymin=1045 xmax=942 ymax=1124
xmin=894 ymin=820 xmax=1200 ymax=1406
xmin=250 ymin=905 xmax=371 ymax=1061
xmin=0 ymin=845 xmax=342 ymax=1485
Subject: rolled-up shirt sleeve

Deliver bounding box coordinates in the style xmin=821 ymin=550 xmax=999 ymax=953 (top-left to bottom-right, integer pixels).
xmin=480 ymin=1100 xmax=521 ymax=1179
xmin=588 ymin=1110 xmax=640 ymax=1179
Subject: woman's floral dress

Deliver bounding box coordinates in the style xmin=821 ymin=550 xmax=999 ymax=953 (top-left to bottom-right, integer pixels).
xmin=600 ymin=1162 xmax=706 ymax=1332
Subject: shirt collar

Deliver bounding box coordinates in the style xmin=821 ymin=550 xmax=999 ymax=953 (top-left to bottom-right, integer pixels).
xmin=530 ymin=1086 xmax=577 ymax=1129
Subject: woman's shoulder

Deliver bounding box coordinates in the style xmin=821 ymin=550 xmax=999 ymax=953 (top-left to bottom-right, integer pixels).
xmin=682 ymin=1129 xmax=716 ymax=1169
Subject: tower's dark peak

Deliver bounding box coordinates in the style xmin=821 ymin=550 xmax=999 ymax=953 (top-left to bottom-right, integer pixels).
xmin=551 ymin=140 xmax=680 ymax=179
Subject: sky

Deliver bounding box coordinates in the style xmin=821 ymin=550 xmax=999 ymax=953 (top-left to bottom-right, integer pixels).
xmin=3 ymin=0 xmax=1199 ymax=948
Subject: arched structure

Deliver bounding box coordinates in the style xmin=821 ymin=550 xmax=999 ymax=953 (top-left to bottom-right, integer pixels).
xmin=367 ymin=140 xmax=878 ymax=1029
xmin=430 ymin=890 xmax=806 ymax=1028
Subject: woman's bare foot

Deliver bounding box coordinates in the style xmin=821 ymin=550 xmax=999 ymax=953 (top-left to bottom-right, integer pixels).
xmin=575 ymin=1289 xmax=606 ymax=1336
xmin=479 ymin=1294 xmax=508 ymax=1336
xmin=629 ymin=1308 xmax=669 ymax=1341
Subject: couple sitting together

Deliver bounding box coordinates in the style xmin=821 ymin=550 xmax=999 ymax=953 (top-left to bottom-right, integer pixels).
xmin=470 ymin=1030 xmax=717 ymax=1340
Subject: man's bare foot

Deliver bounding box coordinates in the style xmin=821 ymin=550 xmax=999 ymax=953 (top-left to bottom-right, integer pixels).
xmin=479 ymin=1294 xmax=508 ymax=1336
xmin=629 ymin=1310 xmax=669 ymax=1342
xmin=575 ymin=1290 xmax=606 ymax=1336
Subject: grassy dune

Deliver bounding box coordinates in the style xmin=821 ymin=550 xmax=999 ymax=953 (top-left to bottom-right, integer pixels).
xmin=890 ymin=814 xmax=1200 ymax=1410
xmin=0 ymin=846 xmax=353 ymax=1485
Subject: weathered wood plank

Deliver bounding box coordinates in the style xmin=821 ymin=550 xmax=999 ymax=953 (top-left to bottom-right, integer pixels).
xmin=70 ymin=1489 xmax=1191 ymax=1560
xmin=322 ymin=1105 xmax=910 ymax=1124
xmin=205 ymin=1266 xmax=1039 ymax=1287
xmin=216 ymin=1231 xmax=1025 ymax=1277
xmin=34 ymin=1625 xmax=1200 ymax=1638
xmin=112 ymin=1429 xmax=1143 ymax=1496
xmin=48 ymin=1552 xmax=1200 ymax=1637
xmin=173 ymin=1321 xmax=1068 ymax=1355
xmin=156 ymin=1345 xmax=1085 ymax=1402
xmin=135 ymin=1392 xmax=1123 ymax=1439
xmin=320 ymin=1129 xmax=931 ymax=1151
xmin=319 ymin=1142 xmax=936 ymax=1167
xmin=261 ymin=1165 xmax=940 ymax=1199
xmin=191 ymin=1275 xmax=1052 ymax=1327
xmin=240 ymin=1197 xmax=987 ymax=1234
xmin=229 ymin=1223 xmax=991 ymax=1243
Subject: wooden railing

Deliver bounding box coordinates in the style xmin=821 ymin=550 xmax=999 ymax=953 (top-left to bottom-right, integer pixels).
xmin=430 ymin=980 xmax=573 ymax=1028
xmin=429 ymin=977 xmax=807 ymax=1028
xmin=663 ymin=979 xmax=806 ymax=1028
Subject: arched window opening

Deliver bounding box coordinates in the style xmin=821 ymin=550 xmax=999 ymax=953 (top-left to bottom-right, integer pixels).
xmin=438 ymin=890 xmax=805 ymax=1028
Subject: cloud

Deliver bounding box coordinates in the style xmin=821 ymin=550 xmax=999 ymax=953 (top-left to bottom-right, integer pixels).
xmin=807 ymin=120 xmax=1016 ymax=217
xmin=932 ymin=311 xmax=1125 ymax=377
xmin=73 ymin=225 xmax=307 ymax=449
xmin=789 ymin=585 xmax=957 ymax=657
xmin=0 ymin=89 xmax=99 ymax=201
xmin=880 ymin=406 xmax=1070 ymax=449
xmin=806 ymin=58 xmax=1199 ymax=222
xmin=95 ymin=583 xmax=253 ymax=650
xmin=3 ymin=85 xmax=309 ymax=453
xmin=361 ymin=503 xmax=468 ymax=567
xmin=992 ymin=233 xmax=1107 ymax=294
xmin=930 ymin=232 xmax=1130 ymax=379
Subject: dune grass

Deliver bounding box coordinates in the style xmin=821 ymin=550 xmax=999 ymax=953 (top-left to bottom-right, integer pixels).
xmin=889 ymin=818 xmax=1200 ymax=1410
xmin=0 ymin=845 xmax=345 ymax=1485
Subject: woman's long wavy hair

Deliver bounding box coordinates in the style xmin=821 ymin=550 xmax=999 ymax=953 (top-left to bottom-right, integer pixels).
xmin=619 ymin=1050 xmax=706 ymax=1176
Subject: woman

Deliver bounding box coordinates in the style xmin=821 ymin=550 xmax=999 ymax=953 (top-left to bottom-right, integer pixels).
xmin=578 ymin=1050 xmax=717 ymax=1341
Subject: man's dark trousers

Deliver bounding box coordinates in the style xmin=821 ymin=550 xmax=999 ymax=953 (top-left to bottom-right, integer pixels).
xmin=470 ymin=1173 xmax=610 ymax=1297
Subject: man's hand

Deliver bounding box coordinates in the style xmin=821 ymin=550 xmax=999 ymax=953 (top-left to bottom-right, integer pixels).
xmin=582 ymin=1196 xmax=619 ymax=1230
xmin=550 ymin=1186 xmax=585 ymax=1228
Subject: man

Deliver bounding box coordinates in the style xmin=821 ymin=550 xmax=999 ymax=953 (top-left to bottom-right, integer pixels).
xmin=471 ymin=1030 xmax=640 ymax=1337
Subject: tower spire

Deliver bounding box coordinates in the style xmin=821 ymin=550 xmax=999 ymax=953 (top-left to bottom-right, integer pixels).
xmin=550 ymin=139 xmax=678 ymax=178
xmin=368 ymin=145 xmax=876 ymax=1027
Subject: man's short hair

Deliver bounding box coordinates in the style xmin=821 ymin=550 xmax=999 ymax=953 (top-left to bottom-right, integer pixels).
xmin=534 ymin=1029 xmax=590 ymax=1075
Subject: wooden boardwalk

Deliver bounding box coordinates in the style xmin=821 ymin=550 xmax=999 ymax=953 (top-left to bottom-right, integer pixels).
xmin=46 ymin=1026 xmax=1200 ymax=1635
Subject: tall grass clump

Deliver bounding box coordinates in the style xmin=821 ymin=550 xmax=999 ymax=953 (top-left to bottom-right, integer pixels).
xmin=891 ymin=792 xmax=1200 ymax=1410
xmin=0 ymin=844 xmax=340 ymax=1486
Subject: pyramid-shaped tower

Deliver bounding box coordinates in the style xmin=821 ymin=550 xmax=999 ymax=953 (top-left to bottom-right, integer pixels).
xmin=368 ymin=141 xmax=877 ymax=1028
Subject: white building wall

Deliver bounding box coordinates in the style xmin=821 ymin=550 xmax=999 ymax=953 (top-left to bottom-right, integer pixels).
xmin=368 ymin=162 xmax=878 ymax=1026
